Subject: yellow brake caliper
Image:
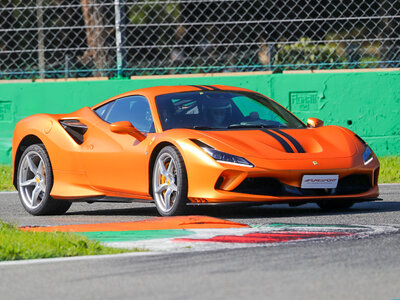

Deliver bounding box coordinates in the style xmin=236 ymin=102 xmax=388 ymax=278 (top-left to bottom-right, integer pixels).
xmin=161 ymin=161 xmax=170 ymax=197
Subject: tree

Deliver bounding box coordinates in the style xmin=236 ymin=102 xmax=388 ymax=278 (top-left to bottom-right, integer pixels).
xmin=80 ymin=0 xmax=108 ymax=76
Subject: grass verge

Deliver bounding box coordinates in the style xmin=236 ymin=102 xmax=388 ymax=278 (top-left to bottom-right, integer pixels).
xmin=0 ymin=156 xmax=399 ymax=192
xmin=0 ymin=165 xmax=15 ymax=191
xmin=378 ymin=156 xmax=400 ymax=183
xmin=0 ymin=221 xmax=145 ymax=261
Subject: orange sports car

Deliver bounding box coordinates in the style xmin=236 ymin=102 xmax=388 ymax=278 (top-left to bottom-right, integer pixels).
xmin=12 ymin=85 xmax=379 ymax=216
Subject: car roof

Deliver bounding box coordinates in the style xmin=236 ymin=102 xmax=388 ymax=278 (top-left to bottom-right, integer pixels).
xmin=91 ymin=85 xmax=253 ymax=109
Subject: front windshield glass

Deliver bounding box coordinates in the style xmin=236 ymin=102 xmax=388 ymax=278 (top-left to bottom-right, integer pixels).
xmin=155 ymin=91 xmax=306 ymax=130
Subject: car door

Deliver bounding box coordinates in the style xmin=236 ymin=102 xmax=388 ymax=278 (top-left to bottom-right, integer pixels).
xmin=81 ymin=95 xmax=155 ymax=198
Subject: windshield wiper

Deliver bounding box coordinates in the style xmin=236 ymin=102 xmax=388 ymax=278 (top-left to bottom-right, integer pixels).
xmin=182 ymin=126 xmax=223 ymax=130
xmin=228 ymin=123 xmax=288 ymax=129
xmin=228 ymin=124 xmax=272 ymax=129
xmin=181 ymin=124 xmax=286 ymax=130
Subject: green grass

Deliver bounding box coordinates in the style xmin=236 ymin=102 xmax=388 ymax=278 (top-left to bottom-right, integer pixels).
xmin=0 ymin=221 xmax=145 ymax=261
xmin=0 ymin=165 xmax=15 ymax=191
xmin=379 ymin=156 xmax=400 ymax=183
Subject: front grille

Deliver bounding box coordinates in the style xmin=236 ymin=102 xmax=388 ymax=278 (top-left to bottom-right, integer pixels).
xmin=231 ymin=175 xmax=372 ymax=197
xmin=335 ymin=175 xmax=371 ymax=195
xmin=232 ymin=178 xmax=283 ymax=196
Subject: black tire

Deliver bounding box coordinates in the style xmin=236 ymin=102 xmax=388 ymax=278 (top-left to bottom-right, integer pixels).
xmin=317 ymin=199 xmax=355 ymax=210
xmin=152 ymin=146 xmax=188 ymax=216
xmin=17 ymin=144 xmax=71 ymax=215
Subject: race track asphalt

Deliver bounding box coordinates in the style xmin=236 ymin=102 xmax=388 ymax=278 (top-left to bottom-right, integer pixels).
xmin=0 ymin=184 xmax=399 ymax=300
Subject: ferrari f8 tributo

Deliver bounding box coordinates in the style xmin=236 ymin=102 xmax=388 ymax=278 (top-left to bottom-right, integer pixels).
xmin=13 ymin=85 xmax=379 ymax=216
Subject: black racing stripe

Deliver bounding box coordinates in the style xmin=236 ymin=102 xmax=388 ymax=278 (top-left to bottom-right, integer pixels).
xmin=261 ymin=129 xmax=294 ymax=153
xmin=274 ymin=129 xmax=306 ymax=153
xmin=202 ymin=85 xmax=220 ymax=90
xmin=189 ymin=85 xmax=209 ymax=91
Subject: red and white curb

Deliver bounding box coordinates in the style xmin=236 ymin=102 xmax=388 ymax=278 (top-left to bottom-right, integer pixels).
xmin=104 ymin=223 xmax=399 ymax=253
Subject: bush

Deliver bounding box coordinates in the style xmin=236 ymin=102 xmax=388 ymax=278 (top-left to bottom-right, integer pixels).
xmin=273 ymin=37 xmax=347 ymax=70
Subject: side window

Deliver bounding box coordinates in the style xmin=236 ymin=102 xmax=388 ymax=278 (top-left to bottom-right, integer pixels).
xmin=104 ymin=96 xmax=155 ymax=133
xmin=94 ymin=101 xmax=115 ymax=119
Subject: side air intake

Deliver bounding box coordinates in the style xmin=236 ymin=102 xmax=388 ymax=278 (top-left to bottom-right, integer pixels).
xmin=59 ymin=119 xmax=88 ymax=144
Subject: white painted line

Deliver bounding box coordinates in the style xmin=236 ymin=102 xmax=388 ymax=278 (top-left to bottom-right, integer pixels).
xmin=0 ymin=191 xmax=18 ymax=194
xmin=0 ymin=251 xmax=165 ymax=267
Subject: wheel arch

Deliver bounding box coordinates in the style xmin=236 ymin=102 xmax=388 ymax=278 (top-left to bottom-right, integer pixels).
xmin=13 ymin=135 xmax=45 ymax=188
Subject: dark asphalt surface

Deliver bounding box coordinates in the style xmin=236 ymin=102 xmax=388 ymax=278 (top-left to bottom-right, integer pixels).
xmin=0 ymin=184 xmax=399 ymax=227
xmin=0 ymin=184 xmax=399 ymax=300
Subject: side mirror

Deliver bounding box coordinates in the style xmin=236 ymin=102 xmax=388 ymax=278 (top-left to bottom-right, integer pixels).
xmin=110 ymin=121 xmax=146 ymax=141
xmin=307 ymin=117 xmax=324 ymax=128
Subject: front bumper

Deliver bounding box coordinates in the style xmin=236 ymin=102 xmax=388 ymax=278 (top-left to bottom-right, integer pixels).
xmin=186 ymin=154 xmax=380 ymax=204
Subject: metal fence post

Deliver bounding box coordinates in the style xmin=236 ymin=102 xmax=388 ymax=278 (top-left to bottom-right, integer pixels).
xmin=114 ymin=0 xmax=126 ymax=77
xmin=37 ymin=0 xmax=45 ymax=79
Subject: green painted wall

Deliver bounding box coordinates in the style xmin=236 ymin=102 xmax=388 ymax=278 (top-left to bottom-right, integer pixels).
xmin=0 ymin=70 xmax=399 ymax=164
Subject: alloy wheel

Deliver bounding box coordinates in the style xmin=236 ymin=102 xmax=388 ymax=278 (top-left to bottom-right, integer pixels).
xmin=153 ymin=152 xmax=178 ymax=213
xmin=18 ymin=150 xmax=48 ymax=210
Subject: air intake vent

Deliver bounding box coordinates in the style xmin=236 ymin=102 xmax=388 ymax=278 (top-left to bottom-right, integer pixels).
xmin=59 ymin=119 xmax=88 ymax=144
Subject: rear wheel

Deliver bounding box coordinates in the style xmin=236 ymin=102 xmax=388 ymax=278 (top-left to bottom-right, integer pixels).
xmin=17 ymin=144 xmax=71 ymax=215
xmin=317 ymin=199 xmax=354 ymax=210
xmin=152 ymin=146 xmax=188 ymax=216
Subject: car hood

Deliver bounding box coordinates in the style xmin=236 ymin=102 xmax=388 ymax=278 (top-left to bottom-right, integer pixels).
xmin=187 ymin=126 xmax=360 ymax=160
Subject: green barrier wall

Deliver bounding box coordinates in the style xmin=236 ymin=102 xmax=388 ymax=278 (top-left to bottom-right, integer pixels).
xmin=0 ymin=70 xmax=399 ymax=164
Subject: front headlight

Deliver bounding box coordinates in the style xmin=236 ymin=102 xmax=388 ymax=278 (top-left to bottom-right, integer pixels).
xmin=191 ymin=139 xmax=254 ymax=167
xmin=362 ymin=145 xmax=373 ymax=165
xmin=202 ymin=147 xmax=254 ymax=167
xmin=356 ymin=135 xmax=374 ymax=165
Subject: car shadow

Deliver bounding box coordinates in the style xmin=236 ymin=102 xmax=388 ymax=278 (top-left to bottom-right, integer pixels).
xmin=187 ymin=201 xmax=399 ymax=220
xmin=66 ymin=205 xmax=159 ymax=217
xmin=65 ymin=200 xmax=400 ymax=219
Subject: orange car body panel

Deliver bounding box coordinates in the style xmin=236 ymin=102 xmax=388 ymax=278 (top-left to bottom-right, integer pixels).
xmin=12 ymin=85 xmax=379 ymax=204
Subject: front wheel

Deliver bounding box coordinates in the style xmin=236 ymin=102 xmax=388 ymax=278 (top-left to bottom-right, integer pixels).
xmin=17 ymin=144 xmax=71 ymax=215
xmin=152 ymin=146 xmax=188 ymax=216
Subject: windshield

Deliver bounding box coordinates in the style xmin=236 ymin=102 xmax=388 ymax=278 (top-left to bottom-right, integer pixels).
xmin=155 ymin=91 xmax=306 ymax=130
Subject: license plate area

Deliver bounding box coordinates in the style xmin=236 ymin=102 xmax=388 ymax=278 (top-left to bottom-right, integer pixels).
xmin=301 ymin=175 xmax=339 ymax=189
